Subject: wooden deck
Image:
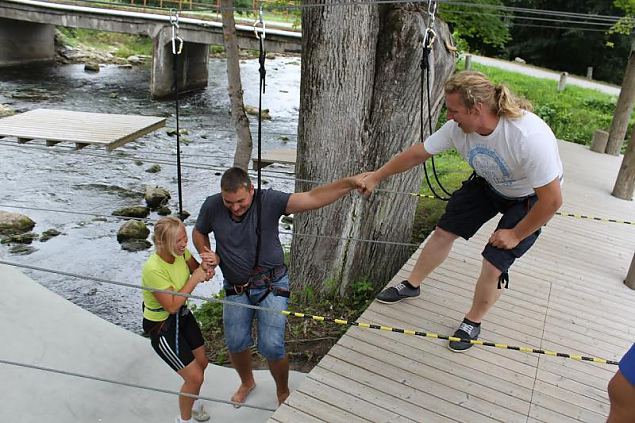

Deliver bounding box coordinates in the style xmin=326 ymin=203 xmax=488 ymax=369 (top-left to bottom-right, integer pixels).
xmin=0 ymin=109 xmax=166 ymax=150
xmin=271 ymin=140 xmax=635 ymax=423
xmin=252 ymin=148 xmax=297 ymax=170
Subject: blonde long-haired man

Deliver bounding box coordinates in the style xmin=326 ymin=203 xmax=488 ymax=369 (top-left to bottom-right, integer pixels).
xmin=362 ymin=71 xmax=563 ymax=352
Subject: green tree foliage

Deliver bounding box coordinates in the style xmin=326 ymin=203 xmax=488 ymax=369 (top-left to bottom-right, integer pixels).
xmin=504 ymin=0 xmax=630 ymax=85
xmin=612 ymin=0 xmax=635 ymax=34
xmin=439 ymin=0 xmax=510 ymax=55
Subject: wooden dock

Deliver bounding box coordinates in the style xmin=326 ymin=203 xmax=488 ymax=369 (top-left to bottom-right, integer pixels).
xmin=252 ymin=148 xmax=297 ymax=170
xmin=271 ymin=140 xmax=635 ymax=423
xmin=0 ymin=109 xmax=166 ymax=150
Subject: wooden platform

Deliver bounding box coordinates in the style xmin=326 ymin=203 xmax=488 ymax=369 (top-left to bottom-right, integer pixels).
xmin=0 ymin=109 xmax=166 ymax=151
xmin=271 ymin=140 xmax=635 ymax=423
xmin=252 ymin=148 xmax=297 ymax=170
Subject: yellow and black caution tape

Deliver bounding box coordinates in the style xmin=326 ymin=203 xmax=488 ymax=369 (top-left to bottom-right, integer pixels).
xmin=404 ymin=189 xmax=633 ymax=225
xmin=0 ymin=260 xmax=619 ymax=367
xmin=555 ymin=211 xmax=632 ymax=225
xmin=281 ymin=311 xmax=619 ymax=365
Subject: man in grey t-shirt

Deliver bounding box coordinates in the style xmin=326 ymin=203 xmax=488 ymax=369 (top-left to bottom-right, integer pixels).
xmin=193 ymin=167 xmax=365 ymax=407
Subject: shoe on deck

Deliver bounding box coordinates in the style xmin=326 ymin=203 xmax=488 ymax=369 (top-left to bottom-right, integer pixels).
xmin=192 ymin=402 xmax=210 ymax=422
xmin=376 ymin=281 xmax=420 ymax=304
xmin=448 ymin=319 xmax=481 ymax=352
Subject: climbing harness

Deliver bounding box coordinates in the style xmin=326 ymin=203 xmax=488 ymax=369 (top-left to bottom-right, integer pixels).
xmin=420 ymin=0 xmax=452 ymax=201
xmin=170 ymin=10 xmax=186 ymax=222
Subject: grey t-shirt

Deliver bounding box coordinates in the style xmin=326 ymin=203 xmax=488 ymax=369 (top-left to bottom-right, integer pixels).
xmin=194 ymin=189 xmax=291 ymax=284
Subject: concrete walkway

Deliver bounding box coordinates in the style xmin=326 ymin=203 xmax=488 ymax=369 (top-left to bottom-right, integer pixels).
xmin=470 ymin=55 xmax=621 ymax=96
xmin=0 ymin=264 xmax=305 ymax=423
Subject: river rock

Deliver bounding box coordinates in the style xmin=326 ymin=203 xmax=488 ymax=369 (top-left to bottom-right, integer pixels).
xmin=127 ymin=55 xmax=142 ymax=65
xmin=116 ymin=220 xmax=149 ymax=242
xmin=9 ymin=244 xmax=36 ymax=255
xmin=120 ymin=239 xmax=152 ymax=252
xmin=0 ymin=104 xmax=15 ymax=118
xmin=112 ymin=206 xmax=150 ymax=218
xmin=84 ymin=61 xmax=100 ymax=72
xmin=157 ymin=206 xmax=171 ymax=216
xmin=0 ymin=211 xmax=35 ymax=236
xmin=244 ymin=105 xmax=271 ymax=120
xmin=40 ymin=228 xmax=62 ymax=242
xmin=514 ymin=57 xmax=526 ymax=64
xmin=144 ymin=186 xmax=171 ymax=209
xmin=1 ymin=232 xmax=38 ymax=244
xmin=145 ymin=164 xmax=161 ymax=173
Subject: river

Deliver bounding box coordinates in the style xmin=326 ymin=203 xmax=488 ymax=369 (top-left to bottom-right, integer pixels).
xmin=0 ymin=57 xmax=300 ymax=332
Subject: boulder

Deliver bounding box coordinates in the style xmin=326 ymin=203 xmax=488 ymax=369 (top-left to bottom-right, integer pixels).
xmin=144 ymin=186 xmax=171 ymax=210
xmin=120 ymin=239 xmax=152 ymax=252
xmin=514 ymin=57 xmax=526 ymax=64
xmin=0 ymin=104 xmax=15 ymax=118
xmin=244 ymin=105 xmax=271 ymax=120
xmin=112 ymin=206 xmax=150 ymax=218
xmin=0 ymin=211 xmax=35 ymax=236
xmin=84 ymin=62 xmax=100 ymax=72
xmin=1 ymin=232 xmax=38 ymax=244
xmin=145 ymin=164 xmax=161 ymax=173
xmin=127 ymin=55 xmax=142 ymax=65
xmin=116 ymin=220 xmax=150 ymax=243
xmin=156 ymin=206 xmax=172 ymax=216
xmin=40 ymin=228 xmax=62 ymax=242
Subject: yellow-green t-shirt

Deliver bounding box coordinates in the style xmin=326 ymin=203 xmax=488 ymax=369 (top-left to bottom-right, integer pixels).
xmin=141 ymin=249 xmax=192 ymax=322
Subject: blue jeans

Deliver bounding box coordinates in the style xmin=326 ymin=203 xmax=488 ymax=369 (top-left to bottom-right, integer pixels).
xmin=223 ymin=275 xmax=289 ymax=360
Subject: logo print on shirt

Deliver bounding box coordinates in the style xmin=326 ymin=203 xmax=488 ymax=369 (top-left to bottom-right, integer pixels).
xmin=468 ymin=145 xmax=513 ymax=186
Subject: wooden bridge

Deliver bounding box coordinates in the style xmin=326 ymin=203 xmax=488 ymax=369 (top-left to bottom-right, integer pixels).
xmin=271 ymin=140 xmax=635 ymax=423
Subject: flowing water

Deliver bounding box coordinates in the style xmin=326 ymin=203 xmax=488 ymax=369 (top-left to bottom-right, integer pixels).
xmin=0 ymin=57 xmax=301 ymax=332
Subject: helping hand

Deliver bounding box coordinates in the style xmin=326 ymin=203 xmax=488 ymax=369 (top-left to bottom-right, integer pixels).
xmin=489 ymin=229 xmax=521 ymax=250
xmin=359 ymin=172 xmax=380 ymax=197
xmin=200 ymin=248 xmax=220 ymax=269
xmin=192 ymin=265 xmax=214 ymax=283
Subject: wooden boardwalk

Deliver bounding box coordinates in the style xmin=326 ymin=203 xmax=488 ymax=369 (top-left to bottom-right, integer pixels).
xmin=271 ymin=140 xmax=635 ymax=423
xmin=252 ymin=148 xmax=297 ymax=170
xmin=0 ymin=109 xmax=166 ymax=150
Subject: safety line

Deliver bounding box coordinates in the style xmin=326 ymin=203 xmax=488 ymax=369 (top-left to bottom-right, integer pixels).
xmin=0 ymin=260 xmax=618 ymax=366
xmin=0 ymin=358 xmax=276 ymax=412
xmin=3 ymin=142 xmax=631 ymax=225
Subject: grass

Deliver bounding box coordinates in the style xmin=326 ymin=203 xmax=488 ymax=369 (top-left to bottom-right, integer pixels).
xmin=56 ymin=27 xmax=153 ymax=58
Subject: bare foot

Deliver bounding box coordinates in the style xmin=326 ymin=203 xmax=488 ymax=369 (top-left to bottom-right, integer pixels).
xmin=277 ymin=389 xmax=290 ymax=406
xmin=231 ymin=382 xmax=256 ymax=408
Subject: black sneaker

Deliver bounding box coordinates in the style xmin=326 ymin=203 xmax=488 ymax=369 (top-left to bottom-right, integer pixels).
xmin=448 ymin=319 xmax=481 ymax=352
xmin=376 ymin=281 xmax=420 ymax=304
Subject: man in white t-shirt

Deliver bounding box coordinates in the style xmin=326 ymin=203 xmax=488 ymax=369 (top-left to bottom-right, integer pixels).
xmin=361 ymin=71 xmax=563 ymax=352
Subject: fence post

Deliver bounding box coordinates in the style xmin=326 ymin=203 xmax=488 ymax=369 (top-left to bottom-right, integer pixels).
xmin=464 ymin=54 xmax=472 ymax=70
xmin=557 ymin=72 xmax=568 ymax=92
xmin=626 ymin=252 xmax=635 ymax=290
xmin=586 ymin=66 xmax=593 ymax=79
xmin=590 ymin=129 xmax=609 ymax=153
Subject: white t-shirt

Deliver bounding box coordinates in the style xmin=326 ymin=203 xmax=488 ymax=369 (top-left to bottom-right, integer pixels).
xmin=424 ymin=111 xmax=563 ymax=198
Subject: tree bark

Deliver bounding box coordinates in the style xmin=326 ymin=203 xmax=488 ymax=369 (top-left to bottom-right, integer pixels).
xmin=220 ymin=0 xmax=253 ymax=170
xmin=290 ymin=3 xmax=455 ymax=296
xmin=607 ymin=44 xmax=635 ymax=156
xmin=612 ymin=128 xmax=635 ymax=200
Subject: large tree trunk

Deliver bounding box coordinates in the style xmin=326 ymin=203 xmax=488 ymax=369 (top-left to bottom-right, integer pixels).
xmin=221 ymin=0 xmax=253 ymax=170
xmin=290 ymin=3 xmax=455 ymax=296
xmin=612 ymin=130 xmax=635 ymax=200
xmin=607 ymin=43 xmax=635 ymax=156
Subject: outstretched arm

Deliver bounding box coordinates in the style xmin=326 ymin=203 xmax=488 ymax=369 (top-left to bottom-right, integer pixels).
xmin=361 ymin=143 xmax=432 ymax=195
xmin=285 ymin=173 xmax=368 ymax=214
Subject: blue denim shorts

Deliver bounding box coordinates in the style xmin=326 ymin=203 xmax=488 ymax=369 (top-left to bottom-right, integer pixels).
xmin=222 ymin=274 xmax=289 ymax=360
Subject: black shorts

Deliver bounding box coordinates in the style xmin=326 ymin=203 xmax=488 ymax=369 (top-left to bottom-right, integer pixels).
xmin=437 ymin=175 xmax=541 ymax=273
xmin=143 ymin=309 xmax=205 ymax=372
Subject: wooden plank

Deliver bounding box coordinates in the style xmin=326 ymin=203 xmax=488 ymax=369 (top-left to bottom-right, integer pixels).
xmin=0 ymin=109 xmax=165 ymax=150
xmin=267 ymin=404 xmax=326 ymax=423
xmin=252 ymin=148 xmax=297 ymax=170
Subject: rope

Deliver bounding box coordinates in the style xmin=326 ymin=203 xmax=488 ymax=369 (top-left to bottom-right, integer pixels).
xmin=170 ymin=10 xmax=186 ymax=221
xmin=420 ymin=0 xmax=451 ymax=201
xmin=0 ymin=260 xmax=619 ymax=365
xmin=253 ymin=6 xmax=266 ymax=272
xmin=0 ymin=358 xmax=276 ymax=412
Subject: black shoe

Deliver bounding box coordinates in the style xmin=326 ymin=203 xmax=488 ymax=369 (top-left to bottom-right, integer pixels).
xmin=376 ymin=281 xmax=420 ymax=304
xmin=448 ymin=319 xmax=481 ymax=352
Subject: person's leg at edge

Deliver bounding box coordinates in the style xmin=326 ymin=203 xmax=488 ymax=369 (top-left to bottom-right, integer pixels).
xmin=607 ymin=370 xmax=635 ymax=423
xmin=268 ymin=356 xmax=290 ymax=405
xmin=408 ymin=226 xmax=459 ymax=286
xmin=176 ymin=360 xmax=205 ymax=421
xmin=464 ymin=258 xmax=503 ymax=323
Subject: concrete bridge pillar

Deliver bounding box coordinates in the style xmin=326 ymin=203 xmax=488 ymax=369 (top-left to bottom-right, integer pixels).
xmin=0 ymin=18 xmax=55 ymax=67
xmin=151 ymin=27 xmax=209 ymax=98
